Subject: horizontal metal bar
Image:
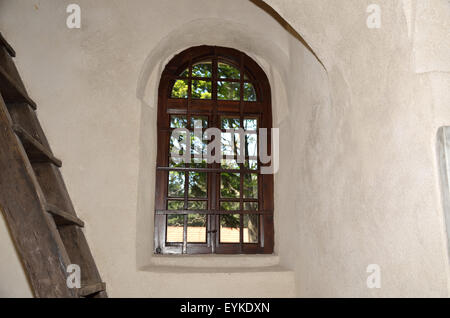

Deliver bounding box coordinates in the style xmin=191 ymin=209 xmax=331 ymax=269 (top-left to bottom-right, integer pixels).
xmin=157 ymin=166 xmax=259 ymax=173
xmin=156 ymin=209 xmax=272 ymax=215
xmin=165 ymin=197 xmax=259 ymax=203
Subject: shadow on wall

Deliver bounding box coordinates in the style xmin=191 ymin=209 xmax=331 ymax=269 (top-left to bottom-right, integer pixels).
xmin=249 ymin=0 xmax=326 ymax=70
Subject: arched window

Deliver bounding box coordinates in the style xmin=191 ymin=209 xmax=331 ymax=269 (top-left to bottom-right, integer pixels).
xmin=154 ymin=46 xmax=273 ymax=254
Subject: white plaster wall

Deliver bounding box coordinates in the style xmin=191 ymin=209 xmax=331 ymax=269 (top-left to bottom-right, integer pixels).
xmin=0 ymin=213 xmax=33 ymax=297
xmin=0 ymin=0 xmax=449 ymax=298
xmin=265 ymin=0 xmax=450 ymax=297
xmin=0 ymin=0 xmax=307 ymax=297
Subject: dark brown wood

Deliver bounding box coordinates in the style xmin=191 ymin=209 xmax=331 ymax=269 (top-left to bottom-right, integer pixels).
xmin=0 ymin=32 xmax=16 ymax=57
xmin=0 ymin=94 xmax=76 ymax=297
xmin=0 ymin=33 xmax=106 ymax=297
xmin=0 ymin=45 xmax=36 ymax=109
xmin=78 ymin=282 xmax=106 ymax=297
xmin=46 ymin=203 xmax=85 ymax=227
xmin=155 ymin=45 xmax=274 ymax=255
xmin=12 ymin=124 xmax=62 ymax=167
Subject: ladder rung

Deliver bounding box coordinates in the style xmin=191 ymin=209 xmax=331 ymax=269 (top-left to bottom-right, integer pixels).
xmin=12 ymin=124 xmax=62 ymax=167
xmin=0 ymin=66 xmax=36 ymax=109
xmin=0 ymin=32 xmax=16 ymax=57
xmin=78 ymin=282 xmax=106 ymax=297
xmin=46 ymin=203 xmax=84 ymax=227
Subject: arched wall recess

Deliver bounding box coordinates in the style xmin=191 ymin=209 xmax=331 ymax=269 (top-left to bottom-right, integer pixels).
xmin=135 ymin=17 xmax=326 ymax=266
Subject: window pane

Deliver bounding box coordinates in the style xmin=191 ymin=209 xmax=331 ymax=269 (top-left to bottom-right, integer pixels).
xmin=218 ymin=81 xmax=240 ymax=101
xmin=168 ymin=171 xmax=185 ymax=197
xmin=221 ymin=132 xmax=241 ymax=156
xmin=190 ymin=116 xmax=208 ymax=129
xmin=191 ymin=159 xmax=207 ymax=167
xmin=243 ymin=202 xmax=258 ymax=211
xmin=192 ymin=80 xmax=212 ymax=99
xmin=190 ymin=132 xmax=206 ymax=156
xmin=169 ymin=157 xmax=185 ymax=168
xmin=243 ymin=214 xmax=259 ymax=243
xmin=244 ymin=83 xmax=257 ymax=101
xmin=167 ymin=214 xmax=184 ymax=243
xmin=220 ymin=201 xmax=240 ymax=211
xmin=220 ymin=214 xmax=240 ymax=243
xmin=245 ymin=133 xmax=258 ymax=157
xmin=244 ymin=159 xmax=258 ymax=170
xmin=188 ymin=201 xmax=207 ymax=210
xmin=170 ymin=116 xmax=188 ymax=128
xmin=170 ymin=133 xmax=187 ymax=156
xmin=221 ymin=158 xmax=240 ymax=170
xmin=243 ymin=174 xmax=258 ymax=199
xmin=221 ymin=173 xmax=240 ymax=198
xmin=179 ymin=68 xmax=189 ymax=77
xmin=171 ymin=79 xmax=189 ymax=98
xmin=221 ymin=117 xmax=240 ymax=129
xmin=243 ymin=118 xmax=257 ymax=130
xmin=168 ymin=200 xmax=184 ymax=210
xmin=187 ymin=214 xmax=207 ymax=243
xmin=189 ymin=172 xmax=207 ymax=198
xmin=218 ymin=62 xmax=240 ymax=79
xmin=192 ymin=62 xmax=212 ymax=78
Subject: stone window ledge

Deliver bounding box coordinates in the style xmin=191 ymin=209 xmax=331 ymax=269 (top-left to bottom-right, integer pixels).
xmin=139 ymin=254 xmax=285 ymax=273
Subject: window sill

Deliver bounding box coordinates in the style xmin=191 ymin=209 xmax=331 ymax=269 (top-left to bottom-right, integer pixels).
xmin=139 ymin=254 xmax=284 ymax=273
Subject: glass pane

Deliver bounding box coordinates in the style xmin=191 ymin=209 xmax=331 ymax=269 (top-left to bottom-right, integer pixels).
xmin=188 ymin=201 xmax=207 ymax=210
xmin=170 ymin=133 xmax=187 ymax=156
xmin=244 ymin=159 xmax=258 ymax=170
xmin=221 ymin=173 xmax=240 ymax=198
xmin=221 ymin=117 xmax=240 ymax=129
xmin=218 ymin=81 xmax=240 ymax=101
xmin=190 ymin=132 xmax=206 ymax=156
xmin=167 ymin=214 xmax=184 ymax=243
xmin=179 ymin=68 xmax=189 ymax=77
xmin=192 ymin=62 xmax=212 ymax=78
xmin=243 ymin=118 xmax=257 ymax=130
xmin=244 ymin=83 xmax=257 ymax=101
xmin=220 ymin=214 xmax=240 ymax=243
xmin=168 ymin=200 xmax=184 ymax=210
xmin=192 ymin=80 xmax=212 ymax=99
xmin=221 ymin=132 xmax=241 ymax=156
xmin=243 ymin=202 xmax=258 ymax=211
xmin=190 ymin=116 xmax=208 ymax=129
xmin=189 ymin=172 xmax=207 ymax=198
xmin=243 ymin=174 xmax=258 ymax=199
xmin=220 ymin=201 xmax=240 ymax=211
xmin=245 ymin=133 xmax=258 ymax=157
xmin=191 ymin=159 xmax=207 ymax=167
xmin=187 ymin=214 xmax=207 ymax=243
xmin=218 ymin=62 xmax=240 ymax=79
xmin=243 ymin=214 xmax=259 ymax=243
xmin=168 ymin=171 xmax=185 ymax=197
xmin=221 ymin=158 xmax=240 ymax=170
xmin=169 ymin=157 xmax=185 ymax=167
xmin=171 ymin=79 xmax=188 ymax=98
xmin=170 ymin=116 xmax=188 ymax=128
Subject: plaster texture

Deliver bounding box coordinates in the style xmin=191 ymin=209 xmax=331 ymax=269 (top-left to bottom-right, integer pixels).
xmin=0 ymin=0 xmax=449 ymax=297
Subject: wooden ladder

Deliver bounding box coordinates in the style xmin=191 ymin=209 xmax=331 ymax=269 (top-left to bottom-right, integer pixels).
xmin=0 ymin=32 xmax=106 ymax=298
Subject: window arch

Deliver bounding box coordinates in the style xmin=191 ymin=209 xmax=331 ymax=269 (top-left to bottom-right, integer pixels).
xmin=154 ymin=46 xmax=273 ymax=254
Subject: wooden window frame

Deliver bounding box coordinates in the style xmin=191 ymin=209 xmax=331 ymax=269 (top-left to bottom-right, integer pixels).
xmin=154 ymin=46 xmax=274 ymax=254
